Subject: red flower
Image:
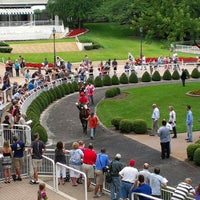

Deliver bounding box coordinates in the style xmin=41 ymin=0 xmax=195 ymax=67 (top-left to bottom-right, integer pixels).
xmin=67 ymin=28 xmax=87 ymax=37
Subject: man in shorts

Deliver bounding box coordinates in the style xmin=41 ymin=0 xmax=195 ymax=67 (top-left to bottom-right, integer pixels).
xmin=11 ymin=135 xmax=25 ymax=181
xmin=29 ymin=133 xmax=46 ymax=184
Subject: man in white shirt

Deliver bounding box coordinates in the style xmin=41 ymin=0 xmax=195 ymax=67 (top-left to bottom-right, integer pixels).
xmin=139 ymin=163 xmax=151 ymax=184
xmin=119 ymin=159 xmax=138 ymax=200
xmin=150 ymin=103 xmax=160 ymax=136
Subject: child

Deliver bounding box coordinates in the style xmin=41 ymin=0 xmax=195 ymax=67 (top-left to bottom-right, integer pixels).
xmin=38 ymin=183 xmax=48 ymax=200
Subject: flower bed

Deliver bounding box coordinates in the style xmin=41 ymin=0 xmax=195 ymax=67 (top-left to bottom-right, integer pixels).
xmin=186 ymin=90 xmax=200 ymax=97
xmin=25 ymin=62 xmax=54 ymax=68
xmin=66 ymin=28 xmax=87 ymax=37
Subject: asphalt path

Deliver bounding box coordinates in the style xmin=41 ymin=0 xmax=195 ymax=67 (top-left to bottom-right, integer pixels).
xmin=42 ymin=83 xmax=200 ymax=188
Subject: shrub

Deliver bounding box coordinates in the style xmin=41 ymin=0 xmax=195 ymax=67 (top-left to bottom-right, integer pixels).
xmin=103 ymin=74 xmax=112 ymax=86
xmin=31 ymin=124 xmax=48 ymax=143
xmin=72 ymin=81 xmax=79 ymax=91
xmin=84 ymin=45 xmax=93 ymax=50
xmin=195 ymin=140 xmax=200 ymax=145
xmin=129 ymin=72 xmax=138 ymax=83
xmin=111 ymin=117 xmax=123 ymax=130
xmin=193 ymin=148 xmax=200 ymax=165
xmin=67 ymin=82 xmax=75 ymax=93
xmin=141 ymin=71 xmax=151 ymax=82
xmin=0 ymin=47 xmax=13 ymax=53
xmin=172 ymin=70 xmax=180 ymax=80
xmin=0 ymin=41 xmax=9 ymax=46
xmin=105 ymin=88 xmax=115 ymax=98
xmin=191 ymin=68 xmax=200 ymax=79
xmin=120 ymin=73 xmax=129 ymax=84
xmin=162 ymin=70 xmax=172 ymax=80
xmin=86 ymin=77 xmax=94 ymax=85
xmin=94 ymin=76 xmax=103 ymax=87
xmin=111 ymin=75 xmax=120 ymax=85
xmin=63 ymin=83 xmax=70 ymax=95
xmin=132 ymin=119 xmax=148 ymax=134
xmin=119 ymin=119 xmax=133 ymax=133
xmin=152 ymin=71 xmax=161 ymax=81
xmin=185 ymin=69 xmax=190 ymax=79
xmin=187 ymin=144 xmax=200 ymax=161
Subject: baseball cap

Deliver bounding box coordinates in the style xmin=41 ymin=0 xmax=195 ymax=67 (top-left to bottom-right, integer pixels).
xmin=129 ymin=159 xmax=135 ymax=166
xmin=80 ymin=92 xmax=85 ymax=96
xmin=115 ymin=153 xmax=121 ymax=159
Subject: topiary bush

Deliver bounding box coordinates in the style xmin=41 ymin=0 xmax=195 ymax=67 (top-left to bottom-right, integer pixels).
xmin=172 ymin=70 xmax=180 ymax=80
xmin=191 ymin=68 xmax=200 ymax=79
xmin=105 ymin=89 xmax=115 ymax=98
xmin=187 ymin=143 xmax=200 ymax=161
xmin=31 ymin=123 xmax=48 ymax=143
xmin=162 ymin=70 xmax=172 ymax=80
xmin=111 ymin=75 xmax=120 ymax=85
xmin=72 ymin=81 xmax=79 ymax=91
xmin=193 ymin=148 xmax=200 ymax=165
xmin=63 ymin=83 xmax=70 ymax=95
xmin=152 ymin=71 xmax=161 ymax=81
xmin=129 ymin=72 xmax=138 ymax=83
xmin=141 ymin=71 xmax=151 ymax=82
xmin=185 ymin=69 xmax=190 ymax=79
xmin=111 ymin=117 xmax=123 ymax=130
xmin=195 ymin=140 xmax=200 ymax=145
xmin=94 ymin=76 xmax=103 ymax=87
xmin=67 ymin=82 xmax=75 ymax=93
xmin=132 ymin=119 xmax=148 ymax=134
xmin=86 ymin=77 xmax=94 ymax=85
xmin=119 ymin=73 xmax=129 ymax=84
xmin=103 ymin=74 xmax=112 ymax=86
xmin=119 ymin=119 xmax=133 ymax=133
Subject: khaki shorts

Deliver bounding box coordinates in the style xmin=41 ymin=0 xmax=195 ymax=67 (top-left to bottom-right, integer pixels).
xmin=13 ymin=157 xmax=23 ymax=168
xmin=95 ymin=169 xmax=103 ymax=185
xmin=32 ymin=159 xmax=42 ymax=169
xmin=82 ymin=163 xmax=94 ymax=179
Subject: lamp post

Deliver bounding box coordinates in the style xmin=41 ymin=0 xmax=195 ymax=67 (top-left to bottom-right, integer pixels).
xmin=139 ymin=27 xmax=143 ymax=60
xmin=52 ymin=27 xmax=56 ymax=67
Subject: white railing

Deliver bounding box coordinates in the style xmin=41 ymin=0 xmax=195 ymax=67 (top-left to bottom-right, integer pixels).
xmin=0 ymin=124 xmax=31 ymax=146
xmin=176 ymin=45 xmax=200 ymax=54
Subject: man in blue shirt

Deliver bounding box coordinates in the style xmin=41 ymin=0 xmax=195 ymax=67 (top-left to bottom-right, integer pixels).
xmin=132 ymin=174 xmax=152 ymax=200
xmin=186 ymin=105 xmax=193 ymax=142
xmin=11 ymin=135 xmax=25 ymax=181
xmin=94 ymin=148 xmax=109 ymax=198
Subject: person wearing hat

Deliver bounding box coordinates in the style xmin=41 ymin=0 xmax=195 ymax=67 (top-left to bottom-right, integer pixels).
xmin=110 ymin=153 xmax=123 ymax=200
xmin=119 ymin=159 xmax=138 ymax=200
xmin=76 ymin=91 xmax=89 ymax=110
xmin=150 ymin=103 xmax=160 ymax=136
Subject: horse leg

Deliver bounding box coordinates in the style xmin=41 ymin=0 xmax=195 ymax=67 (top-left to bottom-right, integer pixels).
xmin=82 ymin=120 xmax=88 ymax=134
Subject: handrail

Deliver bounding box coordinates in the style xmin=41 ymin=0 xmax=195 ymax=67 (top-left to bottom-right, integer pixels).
xmin=42 ymin=155 xmax=56 ymax=190
xmin=131 ymin=192 xmax=162 ymax=200
xmin=56 ymin=162 xmax=88 ymax=200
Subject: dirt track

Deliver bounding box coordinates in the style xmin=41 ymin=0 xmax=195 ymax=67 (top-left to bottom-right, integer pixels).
xmin=10 ymin=42 xmax=79 ymax=53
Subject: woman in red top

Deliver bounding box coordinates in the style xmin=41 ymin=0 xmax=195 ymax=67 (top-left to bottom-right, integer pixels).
xmin=88 ymin=113 xmax=98 ymax=139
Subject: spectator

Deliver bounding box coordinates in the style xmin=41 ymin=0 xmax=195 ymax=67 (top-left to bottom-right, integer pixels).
xmin=169 ymin=106 xmax=177 ymax=138
xmin=55 ymin=141 xmax=67 ymax=185
xmin=150 ymin=103 xmax=160 ymax=136
xmin=82 ymin=143 xmax=97 ymax=191
xmin=29 ymin=133 xmax=46 ymax=184
xmin=110 ymin=153 xmax=123 ymax=200
xmin=139 ymin=163 xmax=151 ymax=184
xmin=37 ymin=183 xmax=48 ymax=200
xmin=180 ymin=68 xmax=187 ymax=87
xmin=0 ymin=96 xmax=3 ymax=123
xmin=195 ymin=183 xmax=200 ymax=200
xmin=185 ymin=105 xmax=193 ymax=142
xmin=94 ymin=148 xmax=109 ymax=198
xmin=24 ymin=69 xmax=31 ymax=81
xmin=1 ymin=140 xmax=12 ymax=183
xmin=171 ymin=178 xmax=195 ymax=200
xmin=157 ymin=119 xmax=171 ymax=159
xmin=131 ymin=174 xmax=152 ymax=200
xmin=28 ymin=79 xmax=35 ymax=91
xmin=68 ymin=141 xmax=84 ymax=186
xmin=11 ymin=135 xmax=25 ymax=181
xmin=14 ymin=59 xmax=20 ymax=77
xmin=112 ymin=58 xmax=118 ymax=75
xmin=119 ymin=159 xmax=138 ymax=200
xmin=150 ymin=167 xmax=168 ymax=198
xmin=88 ymin=112 xmax=98 ymax=140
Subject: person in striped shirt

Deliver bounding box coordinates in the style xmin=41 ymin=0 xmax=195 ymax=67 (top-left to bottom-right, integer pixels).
xmin=171 ymin=178 xmax=195 ymax=200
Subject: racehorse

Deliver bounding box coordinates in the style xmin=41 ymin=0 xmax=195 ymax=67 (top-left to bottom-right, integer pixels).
xmin=77 ymin=104 xmax=90 ymax=134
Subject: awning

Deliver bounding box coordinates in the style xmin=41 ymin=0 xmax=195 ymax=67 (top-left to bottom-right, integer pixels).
xmin=0 ymin=8 xmax=34 ymax=15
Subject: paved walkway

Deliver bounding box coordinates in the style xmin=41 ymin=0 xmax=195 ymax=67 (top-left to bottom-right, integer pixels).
xmin=0 ymin=61 xmax=200 ymax=199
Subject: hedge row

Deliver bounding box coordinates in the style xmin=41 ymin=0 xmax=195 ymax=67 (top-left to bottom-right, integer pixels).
xmin=26 ymin=81 xmax=79 ymax=143
xmin=0 ymin=41 xmax=12 ymax=53
xmin=111 ymin=117 xmax=147 ymax=134
xmin=187 ymin=140 xmax=200 ymax=165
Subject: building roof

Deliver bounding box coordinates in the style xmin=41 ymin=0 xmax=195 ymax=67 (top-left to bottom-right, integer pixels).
xmin=0 ymin=0 xmax=48 ymax=6
xmin=0 ymin=8 xmax=34 ymax=15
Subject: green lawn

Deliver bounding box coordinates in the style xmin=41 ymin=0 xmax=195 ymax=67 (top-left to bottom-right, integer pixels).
xmin=0 ymin=23 xmax=194 ymax=63
xmin=96 ymin=81 xmax=200 ymax=134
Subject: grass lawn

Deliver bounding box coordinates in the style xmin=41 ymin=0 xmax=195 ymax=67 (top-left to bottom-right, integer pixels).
xmin=96 ymin=81 xmax=200 ymax=134
xmin=0 ymin=23 xmax=194 ymax=63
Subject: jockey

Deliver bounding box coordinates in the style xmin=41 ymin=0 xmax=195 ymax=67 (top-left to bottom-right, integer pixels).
xmin=76 ymin=91 xmax=89 ymax=109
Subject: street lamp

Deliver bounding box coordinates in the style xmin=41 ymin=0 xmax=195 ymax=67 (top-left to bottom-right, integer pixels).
xmin=52 ymin=27 xmax=56 ymax=67
xmin=139 ymin=27 xmax=143 ymax=60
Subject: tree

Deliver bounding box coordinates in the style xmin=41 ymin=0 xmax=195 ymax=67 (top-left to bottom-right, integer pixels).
xmin=46 ymin=0 xmax=102 ymax=28
xmin=130 ymin=0 xmax=200 ymax=42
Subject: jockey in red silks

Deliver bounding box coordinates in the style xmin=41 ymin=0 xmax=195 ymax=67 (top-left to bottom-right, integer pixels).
xmin=76 ymin=91 xmax=89 ymax=109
